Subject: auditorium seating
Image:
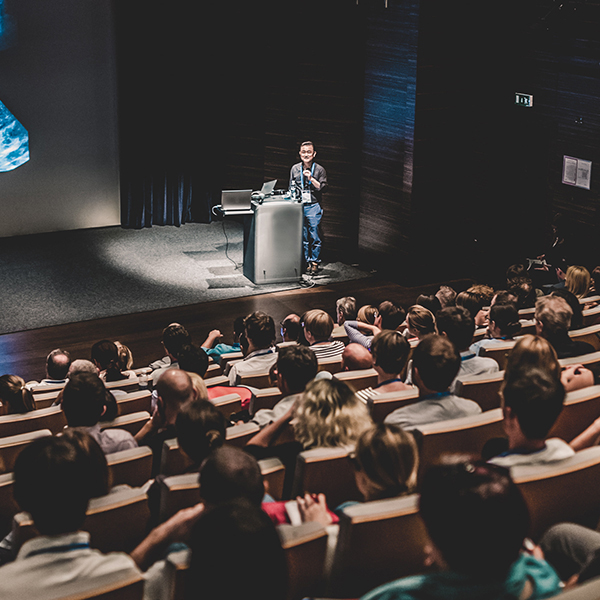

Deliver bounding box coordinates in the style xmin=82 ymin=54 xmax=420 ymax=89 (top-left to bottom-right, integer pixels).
xmin=329 ymin=494 xmax=429 ymax=598
xmin=0 ymin=429 xmax=52 ymax=474
xmin=238 ymin=372 xmax=272 ymax=388
xmin=106 ymin=446 xmax=153 ymax=488
xmin=115 ymin=391 xmax=152 ymax=417
xmin=278 ymin=521 xmax=329 ymax=600
xmin=105 ymin=379 xmax=140 ymax=393
xmin=582 ymin=304 xmax=600 ymax=327
xmin=479 ymin=340 xmax=516 ymax=370
xmin=512 ymin=446 xmax=600 ymax=540
xmin=368 ymin=388 xmax=419 ymax=423
xmin=569 ymin=323 xmax=600 ymax=351
xmin=333 ymin=368 xmax=378 ymax=392
xmin=550 ymin=385 xmax=600 ymax=442
xmin=0 ymin=406 xmax=66 ymax=437
xmin=292 ymin=447 xmax=361 ymax=510
xmin=32 ymin=389 xmax=61 ymax=409
xmin=555 ymin=576 xmax=600 ymax=600
xmin=100 ymin=411 xmax=151 ymax=436
xmin=249 ymin=387 xmax=283 ymax=414
xmin=317 ymin=356 xmax=343 ymax=374
xmin=225 ymin=422 xmax=260 ymax=447
xmin=0 ymin=472 xmax=17 ymax=537
xmin=559 ymin=350 xmax=600 ymax=369
xmin=63 ymin=573 xmax=145 ymax=600
xmin=416 ymin=409 xmax=504 ymax=473
xmin=457 ymin=371 xmax=504 ymax=412
xmin=208 ymin=392 xmax=242 ymax=419
xmin=203 ymin=374 xmax=229 ymax=387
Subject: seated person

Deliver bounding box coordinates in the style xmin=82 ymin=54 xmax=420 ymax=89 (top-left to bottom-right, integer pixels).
xmin=487 ymin=368 xmax=573 ymax=467
xmin=252 ymin=345 xmax=318 ymax=428
xmin=551 ymin=288 xmax=584 ymax=330
xmin=280 ymin=313 xmax=302 ymax=343
xmin=535 ymin=295 xmax=595 ymax=359
xmin=200 ymin=316 xmax=244 ymax=360
xmin=150 ymin=323 xmax=192 ymax=384
xmin=297 ymin=422 xmax=419 ymax=524
xmin=361 ymin=460 xmax=561 ymax=600
xmin=435 ymin=285 xmax=456 ymax=309
xmin=302 ymin=309 xmax=345 ymax=360
xmin=341 ymin=343 xmax=374 ymax=371
xmin=470 ymin=303 xmax=522 ymax=356
xmin=28 ymin=348 xmax=72 ymax=388
xmin=62 ymin=372 xmax=138 ymax=454
xmin=455 ymin=289 xmax=489 ymax=327
xmin=344 ymin=300 xmax=406 ymax=349
xmin=404 ymin=305 xmax=435 ymax=341
xmin=435 ymin=306 xmax=499 ymax=394
xmin=336 ymin=296 xmax=357 ymax=326
xmin=91 ymin=340 xmax=136 ymax=382
xmin=0 ymin=375 xmax=34 ymax=414
xmin=384 ymin=334 xmax=481 ymax=430
xmin=226 ymin=311 xmax=278 ymax=385
xmin=356 ymin=331 xmax=413 ymax=401
xmin=0 ymin=434 xmax=141 ymax=598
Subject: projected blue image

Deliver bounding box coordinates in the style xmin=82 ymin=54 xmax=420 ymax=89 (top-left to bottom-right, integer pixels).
xmin=0 ymin=0 xmax=16 ymax=50
xmin=0 ymin=100 xmax=29 ymax=172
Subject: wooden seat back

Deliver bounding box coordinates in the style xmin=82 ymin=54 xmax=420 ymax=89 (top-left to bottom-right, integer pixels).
xmin=225 ymin=422 xmax=260 ymax=447
xmin=106 ymin=446 xmax=153 ymax=488
xmin=100 ymin=411 xmax=151 ymax=436
xmin=278 ymin=522 xmax=328 ymax=600
xmin=317 ymin=357 xmax=343 ymax=375
xmin=333 ymin=368 xmax=378 ymax=392
xmin=417 ymin=409 xmax=504 ymax=473
xmin=105 ymin=378 xmax=139 ymax=393
xmin=59 ymin=573 xmax=145 ymax=600
xmin=560 ymin=350 xmax=600 ymax=369
xmin=249 ymin=387 xmax=283 ymax=415
xmin=550 ymin=385 xmax=600 ymax=442
xmin=457 ymin=371 xmax=504 ymax=412
xmin=204 ymin=375 xmax=229 ymax=388
xmin=0 ymin=406 xmax=66 ymax=437
xmin=479 ymin=340 xmax=516 ymax=370
xmin=582 ymin=304 xmax=600 ymax=327
xmin=369 ymin=388 xmax=419 ymax=423
xmin=512 ymin=446 xmax=600 ymax=540
xmin=569 ymin=323 xmax=600 ymax=351
xmin=238 ymin=372 xmax=272 ymax=389
xmin=292 ymin=447 xmax=360 ymax=509
xmin=115 ymin=391 xmax=152 ymax=417
xmin=0 ymin=429 xmax=52 ymax=474
xmin=33 ymin=389 xmax=61 ymax=409
xmin=209 ymin=393 xmax=242 ymax=419
xmin=329 ymin=494 xmax=429 ymax=598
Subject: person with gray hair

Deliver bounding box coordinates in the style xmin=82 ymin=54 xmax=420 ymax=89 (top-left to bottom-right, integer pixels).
xmin=67 ymin=359 xmax=98 ymax=378
xmin=336 ymin=296 xmax=357 ymax=325
xmin=534 ymin=295 xmax=595 ymax=359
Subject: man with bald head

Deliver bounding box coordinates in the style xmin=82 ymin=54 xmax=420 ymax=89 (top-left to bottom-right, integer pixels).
xmin=136 ymin=369 xmax=197 ymax=474
xmin=341 ymin=343 xmax=373 ymax=371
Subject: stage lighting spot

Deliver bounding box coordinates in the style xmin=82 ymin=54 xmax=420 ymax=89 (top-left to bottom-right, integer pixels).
xmin=0 ymin=100 xmax=29 ymax=172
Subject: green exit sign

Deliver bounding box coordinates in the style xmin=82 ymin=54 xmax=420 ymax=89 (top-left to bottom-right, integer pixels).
xmin=515 ymin=92 xmax=534 ymax=107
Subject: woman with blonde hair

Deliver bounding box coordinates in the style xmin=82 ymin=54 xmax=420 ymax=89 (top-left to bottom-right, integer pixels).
xmin=357 ymin=305 xmax=378 ymax=325
xmin=565 ymin=265 xmax=591 ymax=299
xmin=405 ymin=305 xmax=435 ymax=340
xmin=0 ymin=375 xmax=35 ymax=415
xmin=504 ymin=334 xmax=561 ymax=385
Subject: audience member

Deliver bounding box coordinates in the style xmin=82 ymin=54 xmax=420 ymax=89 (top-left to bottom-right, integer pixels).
xmin=302 ymin=309 xmax=345 ymax=360
xmin=534 ymin=295 xmax=595 ymax=359
xmin=115 ymin=341 xmax=134 ymax=372
xmin=67 ymin=359 xmax=98 ymax=378
xmin=508 ymin=276 xmax=538 ymax=309
xmin=361 ymin=461 xmax=561 ymax=600
xmin=91 ymin=340 xmax=135 ymax=382
xmin=551 ymin=288 xmax=584 ymax=330
xmin=62 ymin=372 xmax=137 ymax=454
xmin=341 ymin=343 xmax=374 ymax=371
xmin=455 ymin=289 xmax=488 ymax=327
xmin=490 ymin=289 xmax=519 ymax=307
xmin=43 ymin=348 xmax=71 ymax=384
xmin=135 ymin=369 xmax=196 ymax=474
xmin=336 ymin=296 xmax=357 ymax=325
xmin=435 ymin=306 xmax=499 ymax=393
xmin=151 ymin=323 xmax=192 ymax=383
xmin=200 ymin=316 xmax=244 ymax=360
xmin=227 ymin=311 xmax=277 ymax=385
xmin=470 ymin=303 xmax=521 ymax=356
xmin=357 ymin=304 xmax=378 ymax=325
xmin=415 ymin=294 xmax=442 ymax=315
xmin=435 ymin=285 xmax=456 ymax=309
xmin=177 ymin=344 xmax=209 ymax=378
xmin=280 ymin=313 xmax=301 ymax=343
xmin=357 ymin=331 xmax=412 ymax=401
xmin=252 ymin=345 xmax=318 ymax=428
xmin=0 ymin=375 xmax=34 ymax=414
xmin=487 ymin=368 xmax=572 ymax=467
xmin=344 ymin=300 xmax=405 ymax=349
xmin=384 ymin=334 xmax=481 ymax=430
xmin=404 ymin=305 xmax=435 ymax=340
xmin=0 ymin=434 xmax=141 ymax=599
xmin=565 ymin=265 xmax=591 ymax=299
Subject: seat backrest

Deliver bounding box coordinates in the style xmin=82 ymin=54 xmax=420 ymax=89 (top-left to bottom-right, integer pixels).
xmin=333 ymin=368 xmax=379 ymax=392
xmin=0 ymin=406 xmax=66 ymax=437
xmin=32 ymin=389 xmax=61 ymax=409
xmin=116 ymin=391 xmax=152 ymax=417
xmin=59 ymin=573 xmax=145 ymax=600
xmin=205 ymin=362 xmax=222 ymax=378
xmin=457 ymin=371 xmax=504 ymax=412
xmin=238 ymin=372 xmax=272 ymax=388
xmin=278 ymin=521 xmax=328 ymax=600
xmin=0 ymin=472 xmax=17 ymax=538
xmin=160 ymin=438 xmax=194 ymax=477
xmin=512 ymin=446 xmax=600 ymax=540
xmin=249 ymin=387 xmax=283 ymax=415
xmin=417 ymin=409 xmax=504 ymax=473
xmin=479 ymin=340 xmax=516 ymax=370
xmin=219 ymin=351 xmax=244 ymax=369
xmin=105 ymin=378 xmax=139 ymax=393
xmin=100 ymin=411 xmax=151 ymax=436
xmin=369 ymin=388 xmax=419 ymax=423
xmin=560 ymin=350 xmax=600 ymax=369
xmin=317 ymin=357 xmax=343 ymax=375
xmin=30 ymin=382 xmax=65 ymax=394
xmin=329 ymin=494 xmax=429 ymax=598
xmin=259 ymin=457 xmax=285 ymax=501
xmin=292 ymin=447 xmax=361 ymax=509
xmin=225 ymin=422 xmax=260 ymax=447
xmin=14 ymin=487 xmax=151 ymax=554
xmin=569 ymin=323 xmax=600 ymax=351
xmin=209 ymin=393 xmax=242 ymax=419
xmin=203 ymin=375 xmax=229 ymax=388
xmin=582 ymin=304 xmax=600 ymax=327
xmin=549 ymin=385 xmax=600 ymax=442
xmin=106 ymin=446 xmax=153 ymax=488
xmin=0 ymin=428 xmax=52 ymax=474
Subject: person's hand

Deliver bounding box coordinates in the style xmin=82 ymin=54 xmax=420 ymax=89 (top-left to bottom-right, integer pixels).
xmin=296 ymin=493 xmax=332 ymax=527
xmin=303 ymin=168 xmax=311 ymax=179
xmin=149 ymin=403 xmax=166 ymax=432
xmin=206 ymin=329 xmax=222 ymax=345
xmin=561 ymin=365 xmax=595 ymax=392
xmin=159 ymin=503 xmax=205 ymax=544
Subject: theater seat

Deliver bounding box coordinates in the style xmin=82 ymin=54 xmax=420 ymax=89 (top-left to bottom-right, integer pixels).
xmin=57 ymin=573 xmax=145 ymax=600
xmin=115 ymin=391 xmax=152 ymax=417
xmin=369 ymin=388 xmax=419 ymax=423
xmin=0 ymin=429 xmax=52 ymax=474
xmin=0 ymin=406 xmax=66 ymax=437
xmin=249 ymin=387 xmax=283 ymax=415
xmin=333 ymin=369 xmax=378 ymax=392
xmin=100 ymin=411 xmax=151 ymax=436
xmin=104 ymin=379 xmax=139 ymax=393
xmin=238 ymin=372 xmax=272 ymax=388
xmin=512 ymin=446 xmax=600 ymax=540
xmin=550 ymin=385 xmax=600 ymax=443
xmin=560 ymin=350 xmax=600 ymax=369
xmin=106 ymin=446 xmax=153 ymax=488
xmin=329 ymin=494 xmax=429 ymax=598
xmin=209 ymin=392 xmax=242 ymax=419
xmin=569 ymin=323 xmax=600 ymax=351
xmin=318 ymin=357 xmax=344 ymax=375
xmin=479 ymin=340 xmax=516 ymax=370
xmin=456 ymin=370 xmax=504 ymax=412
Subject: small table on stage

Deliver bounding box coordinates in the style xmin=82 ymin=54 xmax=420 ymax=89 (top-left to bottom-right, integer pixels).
xmin=215 ymin=195 xmax=303 ymax=285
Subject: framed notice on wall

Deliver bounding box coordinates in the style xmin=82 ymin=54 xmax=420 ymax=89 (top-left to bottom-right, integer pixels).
xmin=562 ymin=156 xmax=592 ymax=190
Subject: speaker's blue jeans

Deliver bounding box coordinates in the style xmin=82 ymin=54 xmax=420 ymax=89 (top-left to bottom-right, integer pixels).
xmin=303 ymin=203 xmax=322 ymax=264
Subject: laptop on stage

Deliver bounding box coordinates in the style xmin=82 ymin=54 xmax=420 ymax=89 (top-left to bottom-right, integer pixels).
xmin=220 ymin=189 xmax=253 ymax=212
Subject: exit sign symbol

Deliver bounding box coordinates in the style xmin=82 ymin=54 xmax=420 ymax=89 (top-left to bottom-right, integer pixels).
xmin=515 ymin=93 xmax=534 ymax=107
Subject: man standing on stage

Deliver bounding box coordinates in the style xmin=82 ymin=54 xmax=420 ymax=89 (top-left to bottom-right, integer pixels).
xmin=289 ymin=141 xmax=327 ymax=275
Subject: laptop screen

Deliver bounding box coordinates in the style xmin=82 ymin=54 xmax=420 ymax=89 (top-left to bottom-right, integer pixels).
xmin=221 ymin=189 xmax=252 ymax=211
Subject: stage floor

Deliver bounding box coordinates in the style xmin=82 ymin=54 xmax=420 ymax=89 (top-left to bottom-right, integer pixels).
xmin=0 ymin=222 xmax=370 ymax=335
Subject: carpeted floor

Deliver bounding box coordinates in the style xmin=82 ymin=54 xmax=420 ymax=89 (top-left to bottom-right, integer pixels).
xmin=0 ymin=221 xmax=370 ymax=334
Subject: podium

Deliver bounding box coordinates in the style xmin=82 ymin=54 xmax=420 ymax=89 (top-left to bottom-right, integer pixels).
xmin=242 ymin=198 xmax=303 ymax=284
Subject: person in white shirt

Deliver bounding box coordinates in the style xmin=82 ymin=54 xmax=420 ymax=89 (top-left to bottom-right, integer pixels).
xmin=488 ymin=367 xmax=573 ymax=468
xmin=0 ymin=433 xmax=141 ymax=600
xmin=227 ymin=311 xmax=278 ymax=385
xmin=435 ymin=306 xmax=499 ymax=394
